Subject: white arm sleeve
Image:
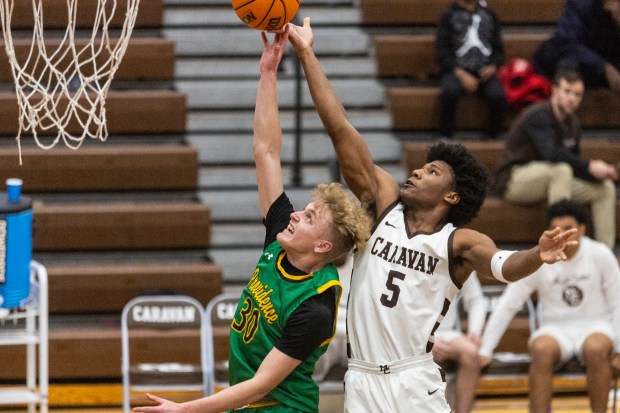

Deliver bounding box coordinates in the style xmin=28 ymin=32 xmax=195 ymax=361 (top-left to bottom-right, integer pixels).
xmin=463 ymin=273 xmax=487 ymax=336
xmin=599 ymin=247 xmax=620 ymax=352
xmin=479 ymin=280 xmax=535 ymax=358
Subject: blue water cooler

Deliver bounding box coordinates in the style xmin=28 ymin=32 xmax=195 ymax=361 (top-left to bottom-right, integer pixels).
xmin=0 ymin=187 xmax=33 ymax=309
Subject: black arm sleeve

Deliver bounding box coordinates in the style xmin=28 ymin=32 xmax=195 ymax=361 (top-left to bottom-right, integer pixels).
xmin=275 ymin=289 xmax=337 ymax=361
xmin=263 ymin=192 xmax=294 ymax=249
xmin=436 ymin=12 xmax=456 ymax=73
xmin=489 ymin=11 xmax=505 ymax=67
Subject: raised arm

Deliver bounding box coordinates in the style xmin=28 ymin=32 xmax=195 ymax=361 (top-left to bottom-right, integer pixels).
xmin=287 ymin=18 xmax=399 ymax=214
xmin=133 ymin=348 xmax=301 ymax=413
xmin=254 ymin=28 xmax=290 ymax=217
xmin=453 ymin=227 xmax=578 ymax=286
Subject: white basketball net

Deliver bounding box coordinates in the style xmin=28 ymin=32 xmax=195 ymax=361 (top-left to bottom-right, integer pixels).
xmin=0 ymin=0 xmax=140 ymax=163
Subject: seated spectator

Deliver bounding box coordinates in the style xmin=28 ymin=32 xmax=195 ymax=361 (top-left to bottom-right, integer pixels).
xmin=479 ymin=199 xmax=620 ymax=413
xmin=432 ymin=273 xmax=486 ymax=413
xmin=494 ymin=68 xmax=618 ymax=248
xmin=436 ymin=0 xmax=507 ymax=139
xmin=533 ymin=0 xmax=620 ymax=94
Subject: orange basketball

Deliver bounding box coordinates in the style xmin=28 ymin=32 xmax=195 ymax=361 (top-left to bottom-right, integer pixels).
xmin=231 ymin=0 xmax=300 ymax=31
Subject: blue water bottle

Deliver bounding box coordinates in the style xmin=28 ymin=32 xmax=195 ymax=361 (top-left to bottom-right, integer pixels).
xmin=0 ymin=178 xmax=33 ymax=309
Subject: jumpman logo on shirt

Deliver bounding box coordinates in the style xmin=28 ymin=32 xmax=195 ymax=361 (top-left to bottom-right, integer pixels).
xmin=456 ymin=14 xmax=491 ymax=57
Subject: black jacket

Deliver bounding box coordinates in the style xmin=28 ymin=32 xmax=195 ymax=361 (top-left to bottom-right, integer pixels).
xmin=436 ymin=1 xmax=505 ymax=75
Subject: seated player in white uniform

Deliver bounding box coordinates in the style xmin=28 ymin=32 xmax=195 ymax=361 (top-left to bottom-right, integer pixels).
xmin=479 ymin=199 xmax=620 ymax=413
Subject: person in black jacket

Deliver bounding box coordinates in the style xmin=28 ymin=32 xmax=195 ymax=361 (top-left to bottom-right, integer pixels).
xmin=494 ymin=69 xmax=618 ymax=249
xmin=436 ymin=0 xmax=507 ymax=140
xmin=534 ymin=0 xmax=620 ymax=94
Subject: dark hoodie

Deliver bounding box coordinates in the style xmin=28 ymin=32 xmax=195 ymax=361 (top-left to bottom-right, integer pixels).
xmin=436 ymin=0 xmax=505 ymax=75
xmin=534 ymin=0 xmax=620 ymax=86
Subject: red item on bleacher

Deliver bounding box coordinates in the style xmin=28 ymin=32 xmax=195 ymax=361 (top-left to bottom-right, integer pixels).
xmin=499 ymin=58 xmax=552 ymax=112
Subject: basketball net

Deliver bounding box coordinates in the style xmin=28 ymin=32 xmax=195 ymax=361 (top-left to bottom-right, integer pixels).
xmin=0 ymin=0 xmax=140 ymax=163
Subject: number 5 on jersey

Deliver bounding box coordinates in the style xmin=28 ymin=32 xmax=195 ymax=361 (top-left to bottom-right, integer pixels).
xmin=380 ymin=270 xmax=406 ymax=308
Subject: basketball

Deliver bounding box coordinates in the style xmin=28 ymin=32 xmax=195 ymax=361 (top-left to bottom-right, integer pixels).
xmin=231 ymin=0 xmax=300 ymax=31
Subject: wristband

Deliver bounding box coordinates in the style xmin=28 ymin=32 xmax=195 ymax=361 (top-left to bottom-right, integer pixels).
xmin=490 ymin=250 xmax=517 ymax=283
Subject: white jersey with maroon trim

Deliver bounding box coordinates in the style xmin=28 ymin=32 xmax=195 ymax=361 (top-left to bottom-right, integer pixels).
xmin=347 ymin=201 xmax=461 ymax=363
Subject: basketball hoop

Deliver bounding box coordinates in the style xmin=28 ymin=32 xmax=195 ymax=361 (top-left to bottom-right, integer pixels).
xmin=0 ymin=0 xmax=140 ymax=163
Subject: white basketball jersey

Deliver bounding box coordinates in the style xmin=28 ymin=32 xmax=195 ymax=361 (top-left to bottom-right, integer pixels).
xmin=347 ymin=202 xmax=461 ymax=363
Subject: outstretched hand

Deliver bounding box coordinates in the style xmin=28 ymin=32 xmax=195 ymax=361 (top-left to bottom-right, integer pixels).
xmin=538 ymin=227 xmax=578 ymax=263
xmin=287 ymin=17 xmax=313 ymax=54
xmin=259 ymin=25 xmax=290 ymax=75
xmin=133 ymin=393 xmax=183 ymax=413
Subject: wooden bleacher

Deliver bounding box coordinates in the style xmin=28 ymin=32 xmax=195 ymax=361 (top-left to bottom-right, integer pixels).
xmin=0 ymin=38 xmax=176 ymax=82
xmin=33 ymin=202 xmax=211 ymax=250
xmin=404 ymin=139 xmax=620 ymax=176
xmin=375 ymin=32 xmax=548 ymax=79
xmin=360 ymin=0 xmax=564 ymax=26
xmin=0 ymin=146 xmax=199 ymax=191
xmin=0 ymin=0 xmax=224 ymax=383
xmin=404 ymin=139 xmax=620 ymax=243
xmin=1 ymin=322 xmax=229 ymax=380
xmin=8 ymin=0 xmax=164 ymax=29
xmin=389 ymin=86 xmax=620 ymax=131
xmin=0 ymin=91 xmax=186 ymax=135
xmin=368 ymin=0 xmax=620 ymax=132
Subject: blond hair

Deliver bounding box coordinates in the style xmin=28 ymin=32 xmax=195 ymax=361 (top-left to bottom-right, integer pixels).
xmin=311 ymin=183 xmax=372 ymax=260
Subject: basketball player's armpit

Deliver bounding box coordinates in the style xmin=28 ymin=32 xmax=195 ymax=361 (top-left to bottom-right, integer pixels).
xmin=452 ymin=228 xmax=498 ymax=282
xmin=276 ymin=294 xmax=335 ymax=361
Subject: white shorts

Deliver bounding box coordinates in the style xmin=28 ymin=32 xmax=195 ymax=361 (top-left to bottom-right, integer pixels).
xmin=529 ymin=319 xmax=615 ymax=364
xmin=344 ymin=353 xmax=450 ymax=413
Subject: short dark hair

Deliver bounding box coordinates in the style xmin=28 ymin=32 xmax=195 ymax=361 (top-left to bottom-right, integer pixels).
xmin=553 ymin=59 xmax=583 ymax=85
xmin=426 ymin=142 xmax=488 ymax=227
xmin=547 ymin=199 xmax=588 ymax=226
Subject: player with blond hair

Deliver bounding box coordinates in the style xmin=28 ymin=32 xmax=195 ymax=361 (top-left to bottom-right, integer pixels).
xmin=134 ymin=26 xmax=371 ymax=413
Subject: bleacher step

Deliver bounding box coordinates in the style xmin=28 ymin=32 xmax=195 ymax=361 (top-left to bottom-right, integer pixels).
xmin=0 ymin=316 xmax=229 ymax=380
xmin=178 ymin=78 xmax=385 ymax=109
xmin=164 ymin=27 xmax=370 ymax=56
xmin=175 ymin=56 xmax=377 ymax=79
xmin=199 ymin=188 xmax=312 ymax=222
xmin=164 ymin=6 xmax=361 ymax=27
xmin=164 ymin=0 xmax=354 ymax=7
xmin=47 ymin=261 xmax=222 ymax=313
xmin=209 ymin=247 xmax=264 ymax=283
xmin=189 ymin=132 xmax=401 ymax=164
xmin=187 ymin=109 xmax=393 ymax=133
xmin=199 ymin=165 xmax=337 ymax=189
xmin=33 ymin=201 xmax=211 ymax=251
xmin=359 ymin=0 xmax=563 ymax=26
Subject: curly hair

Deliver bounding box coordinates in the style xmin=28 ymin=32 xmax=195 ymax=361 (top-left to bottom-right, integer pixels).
xmin=426 ymin=142 xmax=488 ymax=227
xmin=312 ymin=183 xmax=372 ymax=260
xmin=547 ymin=199 xmax=588 ymax=226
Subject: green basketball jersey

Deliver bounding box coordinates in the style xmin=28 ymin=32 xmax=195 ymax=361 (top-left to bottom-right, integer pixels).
xmin=228 ymin=240 xmax=342 ymax=412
